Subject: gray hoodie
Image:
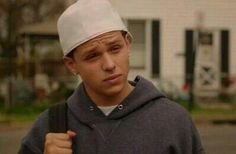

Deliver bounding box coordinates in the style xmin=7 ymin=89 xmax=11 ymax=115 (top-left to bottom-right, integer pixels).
xmin=19 ymin=76 xmax=204 ymax=154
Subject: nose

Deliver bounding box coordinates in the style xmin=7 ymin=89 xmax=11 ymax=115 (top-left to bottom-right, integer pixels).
xmin=101 ymin=53 xmax=116 ymax=71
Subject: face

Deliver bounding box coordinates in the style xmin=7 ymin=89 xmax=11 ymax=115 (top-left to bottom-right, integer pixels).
xmin=64 ymin=31 xmax=131 ymax=98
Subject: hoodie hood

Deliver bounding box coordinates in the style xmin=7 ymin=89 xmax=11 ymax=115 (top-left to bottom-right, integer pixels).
xmin=67 ymin=76 xmax=165 ymax=125
xmin=20 ymin=76 xmax=204 ymax=154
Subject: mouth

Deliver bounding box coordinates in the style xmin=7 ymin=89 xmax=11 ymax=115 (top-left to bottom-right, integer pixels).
xmin=103 ymin=74 xmax=122 ymax=82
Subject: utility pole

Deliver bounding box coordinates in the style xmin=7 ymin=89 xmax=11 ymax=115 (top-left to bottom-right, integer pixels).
xmin=188 ymin=11 xmax=205 ymax=111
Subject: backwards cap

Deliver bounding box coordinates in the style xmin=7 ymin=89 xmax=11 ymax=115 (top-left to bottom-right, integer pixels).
xmin=57 ymin=0 xmax=130 ymax=56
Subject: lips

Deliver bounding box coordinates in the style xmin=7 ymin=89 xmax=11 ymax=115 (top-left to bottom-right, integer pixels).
xmin=103 ymin=74 xmax=122 ymax=82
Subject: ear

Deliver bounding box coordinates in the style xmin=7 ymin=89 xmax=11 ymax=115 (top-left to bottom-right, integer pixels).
xmin=63 ymin=57 xmax=78 ymax=75
xmin=124 ymin=33 xmax=132 ymax=56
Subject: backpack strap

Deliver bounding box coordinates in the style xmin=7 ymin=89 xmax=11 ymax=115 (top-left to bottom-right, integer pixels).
xmin=48 ymin=102 xmax=68 ymax=133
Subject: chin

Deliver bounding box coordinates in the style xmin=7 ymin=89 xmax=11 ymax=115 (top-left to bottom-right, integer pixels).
xmin=101 ymin=85 xmax=124 ymax=96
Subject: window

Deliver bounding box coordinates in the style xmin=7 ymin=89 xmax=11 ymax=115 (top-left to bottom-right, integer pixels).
xmin=127 ymin=20 xmax=146 ymax=68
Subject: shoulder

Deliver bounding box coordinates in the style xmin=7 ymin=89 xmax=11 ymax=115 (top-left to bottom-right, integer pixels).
xmin=20 ymin=109 xmax=49 ymax=153
xmin=151 ymin=97 xmax=192 ymax=124
xmin=151 ymin=98 xmax=204 ymax=153
xmin=30 ymin=109 xmax=50 ymax=133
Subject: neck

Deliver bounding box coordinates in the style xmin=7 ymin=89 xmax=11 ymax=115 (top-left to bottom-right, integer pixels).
xmin=85 ymin=82 xmax=134 ymax=106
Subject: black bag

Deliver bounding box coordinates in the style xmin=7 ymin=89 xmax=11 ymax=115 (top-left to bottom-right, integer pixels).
xmin=48 ymin=103 xmax=68 ymax=133
xmin=18 ymin=103 xmax=68 ymax=154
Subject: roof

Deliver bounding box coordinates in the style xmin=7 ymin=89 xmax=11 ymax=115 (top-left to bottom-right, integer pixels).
xmin=19 ymin=20 xmax=58 ymax=36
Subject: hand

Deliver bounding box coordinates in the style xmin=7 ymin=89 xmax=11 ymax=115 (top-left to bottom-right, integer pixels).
xmin=44 ymin=130 xmax=76 ymax=154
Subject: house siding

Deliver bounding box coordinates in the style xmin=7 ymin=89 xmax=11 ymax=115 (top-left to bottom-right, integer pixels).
xmin=111 ymin=0 xmax=236 ymax=90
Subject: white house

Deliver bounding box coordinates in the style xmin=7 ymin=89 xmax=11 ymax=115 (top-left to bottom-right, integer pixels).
xmin=110 ymin=0 xmax=236 ymax=97
xmin=19 ymin=0 xmax=236 ymax=99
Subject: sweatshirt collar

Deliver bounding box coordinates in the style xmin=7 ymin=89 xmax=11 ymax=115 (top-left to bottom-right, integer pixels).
xmin=67 ymin=76 xmax=165 ymax=125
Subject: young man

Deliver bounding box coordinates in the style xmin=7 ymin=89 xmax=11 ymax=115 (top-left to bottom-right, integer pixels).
xmin=19 ymin=0 xmax=204 ymax=153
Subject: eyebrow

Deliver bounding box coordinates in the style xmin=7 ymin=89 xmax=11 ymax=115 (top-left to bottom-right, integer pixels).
xmin=80 ymin=34 xmax=124 ymax=55
xmin=105 ymin=36 xmax=124 ymax=46
xmin=81 ymin=46 xmax=99 ymax=56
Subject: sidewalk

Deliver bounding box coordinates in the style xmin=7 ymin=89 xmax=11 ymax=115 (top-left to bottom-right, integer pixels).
xmin=0 ymin=124 xmax=30 ymax=154
xmin=198 ymin=124 xmax=236 ymax=154
xmin=1 ymin=122 xmax=236 ymax=154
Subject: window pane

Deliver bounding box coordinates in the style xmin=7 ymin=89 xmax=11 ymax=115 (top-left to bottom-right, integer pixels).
xmin=128 ymin=20 xmax=146 ymax=68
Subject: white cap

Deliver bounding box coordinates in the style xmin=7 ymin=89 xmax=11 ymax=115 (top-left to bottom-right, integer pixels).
xmin=57 ymin=0 xmax=130 ymax=56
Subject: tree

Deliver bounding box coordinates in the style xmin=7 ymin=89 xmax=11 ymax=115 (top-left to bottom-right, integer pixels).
xmin=0 ymin=0 xmax=65 ymax=60
xmin=0 ymin=0 xmax=66 ymax=108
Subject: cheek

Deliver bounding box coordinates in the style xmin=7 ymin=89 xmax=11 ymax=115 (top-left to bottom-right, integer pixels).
xmin=118 ymin=51 xmax=130 ymax=68
xmin=77 ymin=65 xmax=100 ymax=82
xmin=79 ymin=66 xmax=96 ymax=77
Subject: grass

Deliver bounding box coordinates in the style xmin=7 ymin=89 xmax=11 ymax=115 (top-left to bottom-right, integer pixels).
xmin=191 ymin=107 xmax=236 ymax=122
xmin=0 ymin=102 xmax=51 ymax=124
xmin=185 ymin=100 xmax=236 ymax=123
xmin=1 ymin=100 xmax=236 ymax=125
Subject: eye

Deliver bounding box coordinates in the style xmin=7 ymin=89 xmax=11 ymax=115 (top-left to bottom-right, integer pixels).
xmin=110 ymin=45 xmax=122 ymax=53
xmin=84 ymin=52 xmax=100 ymax=61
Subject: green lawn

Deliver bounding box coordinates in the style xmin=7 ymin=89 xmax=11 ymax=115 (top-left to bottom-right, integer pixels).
xmin=191 ymin=107 xmax=236 ymax=123
xmin=1 ymin=101 xmax=236 ymax=125
xmin=0 ymin=103 xmax=51 ymax=124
